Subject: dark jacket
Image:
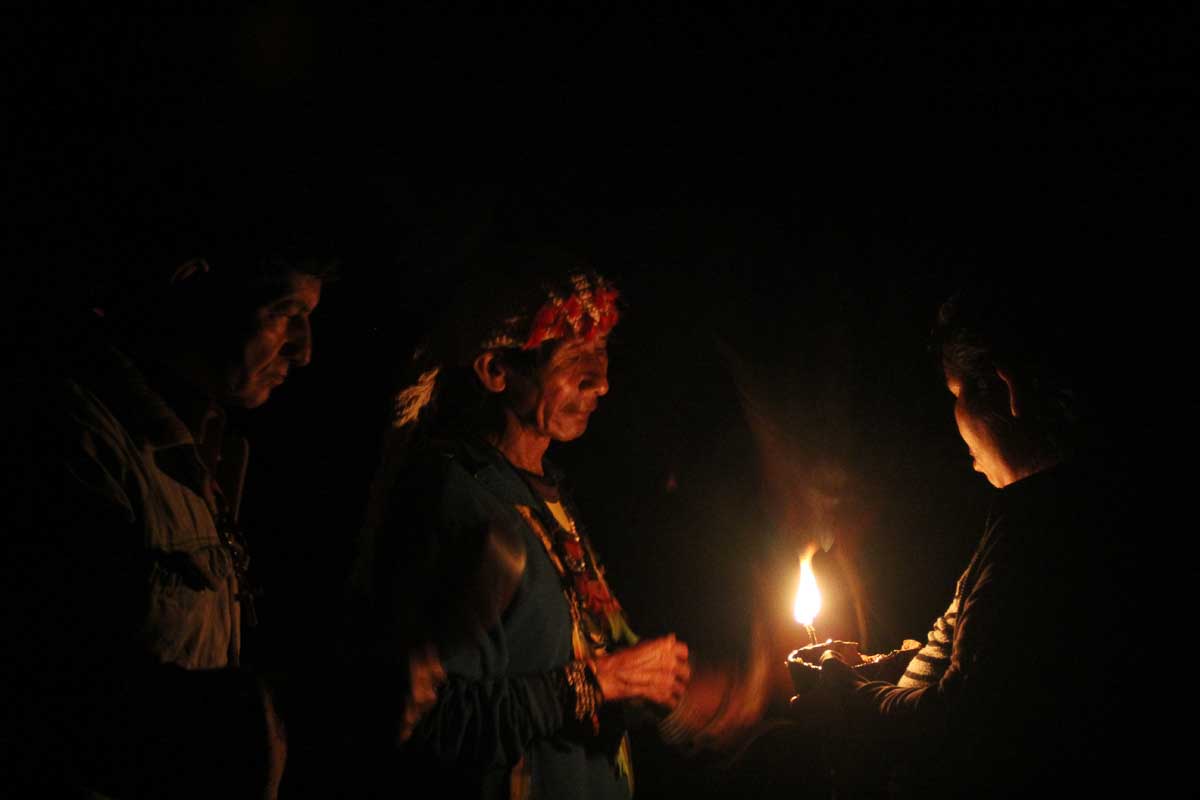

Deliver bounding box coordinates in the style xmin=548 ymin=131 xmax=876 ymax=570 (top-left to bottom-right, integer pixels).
xmin=3 ymin=339 xmax=278 ymax=798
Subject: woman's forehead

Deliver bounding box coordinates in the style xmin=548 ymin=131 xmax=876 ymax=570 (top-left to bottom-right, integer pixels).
xmin=550 ymin=333 xmax=608 ymax=357
xmin=259 ymin=272 xmax=322 ymax=308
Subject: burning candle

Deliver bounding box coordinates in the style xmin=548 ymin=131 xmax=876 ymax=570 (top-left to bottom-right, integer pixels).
xmin=792 ymin=552 xmax=822 ymax=646
xmin=786 ymin=552 xmax=826 ymax=694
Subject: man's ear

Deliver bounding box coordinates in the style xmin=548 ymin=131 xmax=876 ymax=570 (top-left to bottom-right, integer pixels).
xmin=169 ymin=257 xmax=210 ymax=285
xmin=995 ymin=365 xmax=1022 ymax=418
xmin=473 ymin=351 xmax=507 ymax=394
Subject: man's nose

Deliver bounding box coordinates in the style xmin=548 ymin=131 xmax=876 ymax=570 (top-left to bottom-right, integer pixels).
xmin=580 ymin=358 xmax=609 ymax=396
xmin=283 ymin=315 xmax=313 ymax=367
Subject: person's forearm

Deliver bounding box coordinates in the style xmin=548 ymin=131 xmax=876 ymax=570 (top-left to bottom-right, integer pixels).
xmin=408 ymin=664 xmax=593 ymax=770
xmin=849 ymin=679 xmax=938 ymax=723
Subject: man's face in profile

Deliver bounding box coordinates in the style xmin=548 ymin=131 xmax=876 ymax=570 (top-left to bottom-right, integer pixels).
xmin=219 ymin=272 xmax=322 ymax=408
xmin=946 ymin=373 xmax=1016 ymax=488
xmin=511 ymin=334 xmax=610 ymax=442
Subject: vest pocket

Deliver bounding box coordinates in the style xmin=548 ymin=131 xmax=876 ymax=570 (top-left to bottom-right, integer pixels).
xmin=144 ymin=546 xmax=233 ymax=666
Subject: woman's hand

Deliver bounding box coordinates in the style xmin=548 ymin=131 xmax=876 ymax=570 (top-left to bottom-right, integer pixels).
xmin=592 ymin=634 xmax=691 ymax=710
xmin=397 ymin=644 xmax=447 ymax=744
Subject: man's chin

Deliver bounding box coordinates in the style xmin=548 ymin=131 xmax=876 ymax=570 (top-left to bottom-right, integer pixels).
xmin=227 ymin=386 xmax=273 ymax=409
xmin=550 ymin=418 xmax=590 ymax=442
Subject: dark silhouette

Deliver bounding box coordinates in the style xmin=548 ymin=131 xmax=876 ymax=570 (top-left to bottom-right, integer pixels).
xmin=3 ymin=241 xmax=334 ymax=798
xmin=813 ymin=281 xmax=1148 ymax=797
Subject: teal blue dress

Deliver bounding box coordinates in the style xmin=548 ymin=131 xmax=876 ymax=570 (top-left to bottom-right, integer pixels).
xmin=368 ymin=436 xmax=633 ymax=799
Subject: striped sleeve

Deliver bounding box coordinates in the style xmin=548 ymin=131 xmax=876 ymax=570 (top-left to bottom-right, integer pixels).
xmin=897 ymin=595 xmax=958 ymax=688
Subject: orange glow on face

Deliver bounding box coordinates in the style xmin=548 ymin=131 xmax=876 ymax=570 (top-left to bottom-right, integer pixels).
xmin=792 ymin=555 xmax=821 ymax=626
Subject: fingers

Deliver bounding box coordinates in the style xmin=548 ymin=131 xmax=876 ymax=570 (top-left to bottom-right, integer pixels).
xmin=819 ymin=648 xmax=845 ymax=666
xmin=398 ymin=645 xmax=446 ymax=744
xmin=593 ymin=635 xmax=693 ymax=707
xmin=817 ymin=648 xmax=854 ymax=691
xmin=622 ymin=636 xmax=690 ymax=693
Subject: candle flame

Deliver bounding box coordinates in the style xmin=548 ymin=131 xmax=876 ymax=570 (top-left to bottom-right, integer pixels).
xmin=792 ymin=554 xmax=821 ymax=626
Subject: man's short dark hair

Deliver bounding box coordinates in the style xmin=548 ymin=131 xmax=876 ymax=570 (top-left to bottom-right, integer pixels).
xmin=100 ymin=244 xmax=338 ymax=358
xmin=934 ymin=280 xmax=1089 ymax=462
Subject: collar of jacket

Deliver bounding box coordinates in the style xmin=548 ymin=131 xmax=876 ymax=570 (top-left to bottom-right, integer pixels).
xmin=74 ymin=341 xmax=204 ymax=449
xmin=448 ymin=436 xmax=570 ymax=528
xmin=75 ymin=340 xmax=248 ymax=514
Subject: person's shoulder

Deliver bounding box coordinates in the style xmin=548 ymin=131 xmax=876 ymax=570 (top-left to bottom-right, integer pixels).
xmin=390 ymin=435 xmax=506 ymax=518
xmin=982 ymin=459 xmax=1131 ymax=582
xmin=20 ymin=356 xmax=131 ymax=458
xmin=999 ymin=459 xmax=1124 ymax=526
xmin=401 ymin=435 xmax=488 ymax=487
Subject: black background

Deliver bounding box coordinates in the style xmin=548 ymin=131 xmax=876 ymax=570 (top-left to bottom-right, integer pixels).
xmin=8 ymin=3 xmax=1190 ymax=796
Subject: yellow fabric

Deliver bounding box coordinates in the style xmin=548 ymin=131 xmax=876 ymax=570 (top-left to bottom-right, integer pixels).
xmin=513 ymin=504 xmax=636 ymax=795
xmin=543 ymin=500 xmax=573 ymax=536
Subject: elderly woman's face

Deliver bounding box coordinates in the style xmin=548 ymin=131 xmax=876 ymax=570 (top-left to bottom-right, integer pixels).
xmin=509 ymin=334 xmax=610 ymax=442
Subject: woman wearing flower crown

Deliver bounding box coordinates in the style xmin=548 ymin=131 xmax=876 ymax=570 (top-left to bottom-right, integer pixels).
xmin=353 ymin=246 xmax=691 ymax=799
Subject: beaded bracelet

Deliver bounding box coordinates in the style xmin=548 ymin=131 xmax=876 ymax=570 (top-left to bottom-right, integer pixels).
xmin=562 ymin=661 xmax=604 ymax=734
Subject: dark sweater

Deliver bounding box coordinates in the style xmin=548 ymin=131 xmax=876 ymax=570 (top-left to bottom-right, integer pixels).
xmin=832 ymin=461 xmax=1149 ymax=797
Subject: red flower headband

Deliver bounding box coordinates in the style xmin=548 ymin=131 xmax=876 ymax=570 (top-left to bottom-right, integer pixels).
xmin=522 ymin=273 xmax=620 ymax=350
xmin=481 ymin=272 xmax=620 ymax=351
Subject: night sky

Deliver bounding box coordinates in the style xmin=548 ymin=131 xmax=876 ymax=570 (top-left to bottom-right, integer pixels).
xmin=9 ymin=4 xmax=1188 ymax=796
